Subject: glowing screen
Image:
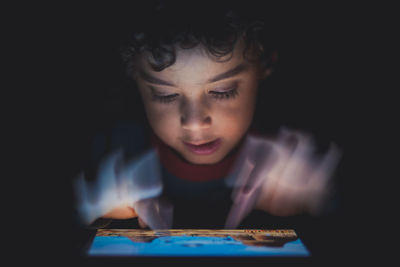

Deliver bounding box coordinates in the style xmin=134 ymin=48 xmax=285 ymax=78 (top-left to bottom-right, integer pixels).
xmin=88 ymin=229 xmax=310 ymax=257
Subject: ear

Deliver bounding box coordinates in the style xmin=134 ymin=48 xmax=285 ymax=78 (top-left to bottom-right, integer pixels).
xmin=262 ymin=67 xmax=273 ymax=79
xmin=260 ymin=50 xmax=278 ymax=79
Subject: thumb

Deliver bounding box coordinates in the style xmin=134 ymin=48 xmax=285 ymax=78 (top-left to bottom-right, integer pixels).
xmin=102 ymin=206 xmax=138 ymax=219
xmin=138 ymin=217 xmax=149 ymax=229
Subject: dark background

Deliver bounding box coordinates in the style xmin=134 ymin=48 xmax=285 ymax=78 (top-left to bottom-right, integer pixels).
xmin=17 ymin=1 xmax=393 ymax=265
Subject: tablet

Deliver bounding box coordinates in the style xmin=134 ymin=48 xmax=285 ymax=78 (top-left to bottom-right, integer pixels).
xmin=87 ymin=229 xmax=310 ymax=257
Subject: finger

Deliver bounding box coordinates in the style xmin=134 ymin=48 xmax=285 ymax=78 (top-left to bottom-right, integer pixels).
xmin=266 ymin=185 xmax=307 ymax=216
xmin=138 ymin=217 xmax=149 ymax=229
xmin=312 ymin=143 xmax=342 ymax=184
xmin=102 ymin=206 xmax=138 ymax=219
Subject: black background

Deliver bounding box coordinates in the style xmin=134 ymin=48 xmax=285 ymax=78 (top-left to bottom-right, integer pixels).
xmin=12 ymin=1 xmax=394 ymax=265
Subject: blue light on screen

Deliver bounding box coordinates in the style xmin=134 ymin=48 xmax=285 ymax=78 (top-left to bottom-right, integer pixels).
xmin=88 ymin=235 xmax=310 ymax=257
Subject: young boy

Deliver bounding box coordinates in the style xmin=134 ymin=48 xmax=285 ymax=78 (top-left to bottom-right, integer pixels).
xmin=74 ymin=1 xmax=340 ymax=230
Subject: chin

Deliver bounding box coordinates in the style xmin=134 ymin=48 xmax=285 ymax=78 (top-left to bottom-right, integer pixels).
xmin=183 ymin=152 xmax=226 ymax=165
xmin=189 ymin=159 xmax=219 ymax=165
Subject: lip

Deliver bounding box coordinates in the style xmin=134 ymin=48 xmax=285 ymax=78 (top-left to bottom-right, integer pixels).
xmin=183 ymin=138 xmax=221 ymax=155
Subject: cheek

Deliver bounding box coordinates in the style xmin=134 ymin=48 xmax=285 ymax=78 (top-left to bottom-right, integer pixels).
xmin=143 ymin=102 xmax=179 ymax=141
xmin=222 ymin=103 xmax=254 ymax=133
xmin=213 ymin=91 xmax=257 ymax=141
xmin=139 ymin=89 xmax=171 ymax=131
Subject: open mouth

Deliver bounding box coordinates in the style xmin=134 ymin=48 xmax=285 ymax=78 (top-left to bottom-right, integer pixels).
xmin=183 ymin=138 xmax=221 ymax=155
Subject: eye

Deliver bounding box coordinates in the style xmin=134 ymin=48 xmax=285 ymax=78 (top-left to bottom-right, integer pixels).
xmin=152 ymin=93 xmax=179 ymax=103
xmin=150 ymin=87 xmax=179 ymax=103
xmin=209 ymin=87 xmax=239 ymax=100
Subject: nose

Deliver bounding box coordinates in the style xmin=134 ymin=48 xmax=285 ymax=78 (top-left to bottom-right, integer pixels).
xmin=180 ymin=99 xmax=211 ymax=131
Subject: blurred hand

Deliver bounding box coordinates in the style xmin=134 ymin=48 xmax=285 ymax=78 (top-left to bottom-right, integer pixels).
xmin=73 ymin=149 xmax=163 ymax=228
xmin=254 ymin=128 xmax=341 ymax=216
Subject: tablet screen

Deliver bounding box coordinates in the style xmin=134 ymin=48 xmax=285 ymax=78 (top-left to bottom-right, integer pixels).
xmin=88 ymin=229 xmax=310 ymax=257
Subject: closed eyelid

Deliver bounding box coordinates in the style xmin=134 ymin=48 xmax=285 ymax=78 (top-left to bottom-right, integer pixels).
xmin=147 ymin=79 xmax=239 ymax=98
xmin=149 ymin=86 xmax=177 ymax=95
xmin=210 ymin=81 xmax=238 ymax=92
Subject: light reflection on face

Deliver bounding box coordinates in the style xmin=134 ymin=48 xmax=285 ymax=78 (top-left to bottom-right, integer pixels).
xmin=134 ymin=44 xmax=265 ymax=164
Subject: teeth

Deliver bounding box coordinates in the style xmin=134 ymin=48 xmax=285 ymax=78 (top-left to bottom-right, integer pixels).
xmin=187 ymin=141 xmax=209 ymax=146
xmin=192 ymin=140 xmax=214 ymax=146
xmin=194 ymin=142 xmax=209 ymax=146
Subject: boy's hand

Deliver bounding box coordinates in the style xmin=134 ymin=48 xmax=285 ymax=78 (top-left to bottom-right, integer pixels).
xmin=226 ymin=128 xmax=341 ymax=228
xmin=254 ymin=128 xmax=341 ymax=216
xmin=74 ymin=150 xmax=163 ymax=227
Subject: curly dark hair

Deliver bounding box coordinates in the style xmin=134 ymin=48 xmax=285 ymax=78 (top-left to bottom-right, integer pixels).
xmin=120 ymin=0 xmax=278 ymax=76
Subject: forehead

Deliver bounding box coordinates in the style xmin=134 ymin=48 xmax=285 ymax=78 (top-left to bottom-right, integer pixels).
xmin=136 ymin=43 xmax=251 ymax=86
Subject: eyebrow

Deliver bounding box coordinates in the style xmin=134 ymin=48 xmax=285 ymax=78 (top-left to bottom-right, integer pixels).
xmin=139 ymin=63 xmax=248 ymax=87
xmin=139 ymin=70 xmax=176 ymax=86
xmin=207 ymin=63 xmax=248 ymax=83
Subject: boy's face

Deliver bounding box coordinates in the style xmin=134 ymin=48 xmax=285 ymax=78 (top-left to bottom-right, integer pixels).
xmin=134 ymin=44 xmax=265 ymax=165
